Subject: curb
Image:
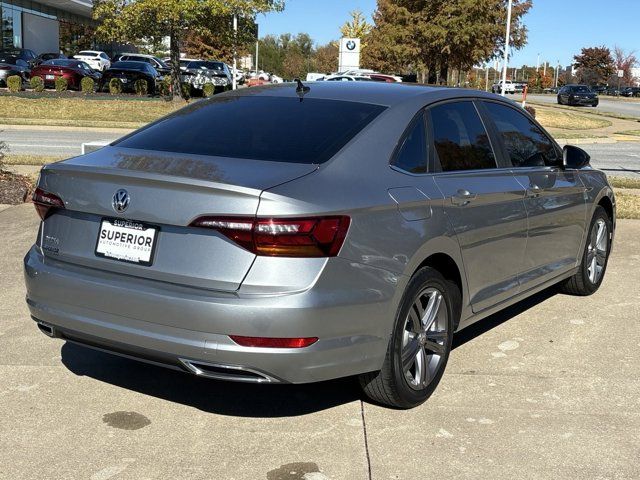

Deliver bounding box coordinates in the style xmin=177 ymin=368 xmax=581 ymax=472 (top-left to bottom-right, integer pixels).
xmin=0 ymin=124 xmax=134 ymax=133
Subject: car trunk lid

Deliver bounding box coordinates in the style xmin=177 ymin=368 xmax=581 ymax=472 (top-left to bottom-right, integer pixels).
xmin=38 ymin=146 xmax=317 ymax=291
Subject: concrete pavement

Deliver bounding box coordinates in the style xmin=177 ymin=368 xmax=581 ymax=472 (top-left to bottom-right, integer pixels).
xmin=528 ymin=93 xmax=640 ymax=119
xmin=1 ymin=204 xmax=640 ymax=479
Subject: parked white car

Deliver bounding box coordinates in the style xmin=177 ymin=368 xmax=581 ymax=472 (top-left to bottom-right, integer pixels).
xmin=73 ymin=51 xmax=111 ymax=71
xmin=306 ymin=72 xmax=327 ymax=81
xmin=491 ymin=79 xmax=516 ymax=94
xmin=320 ymin=74 xmax=374 ymax=82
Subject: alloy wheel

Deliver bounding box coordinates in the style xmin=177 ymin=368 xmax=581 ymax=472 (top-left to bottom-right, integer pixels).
xmin=587 ymin=218 xmax=608 ymax=284
xmin=401 ymin=287 xmax=448 ymax=390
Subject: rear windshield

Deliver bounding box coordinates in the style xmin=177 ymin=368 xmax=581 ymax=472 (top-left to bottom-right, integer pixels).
xmin=115 ymin=96 xmax=386 ymax=164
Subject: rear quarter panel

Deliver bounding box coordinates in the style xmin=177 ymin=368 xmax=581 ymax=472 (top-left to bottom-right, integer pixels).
xmin=258 ymin=96 xmax=468 ymax=335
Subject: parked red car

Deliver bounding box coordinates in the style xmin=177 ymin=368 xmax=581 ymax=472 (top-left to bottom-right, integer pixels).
xmin=30 ymin=59 xmax=101 ymax=90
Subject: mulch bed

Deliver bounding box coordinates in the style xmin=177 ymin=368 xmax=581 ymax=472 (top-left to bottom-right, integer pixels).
xmin=0 ymin=170 xmax=33 ymax=204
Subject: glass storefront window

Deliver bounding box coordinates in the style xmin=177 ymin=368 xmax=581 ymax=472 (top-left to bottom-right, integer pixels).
xmin=1 ymin=6 xmax=22 ymax=49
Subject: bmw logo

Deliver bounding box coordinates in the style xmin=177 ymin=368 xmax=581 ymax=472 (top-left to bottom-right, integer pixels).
xmin=346 ymin=40 xmax=356 ymax=51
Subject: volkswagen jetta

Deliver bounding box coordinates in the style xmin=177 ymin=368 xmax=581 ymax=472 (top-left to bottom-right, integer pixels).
xmin=24 ymin=82 xmax=615 ymax=408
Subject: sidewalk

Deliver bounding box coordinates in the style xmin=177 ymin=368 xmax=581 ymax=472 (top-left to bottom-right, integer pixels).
xmin=1 ymin=204 xmax=639 ymax=479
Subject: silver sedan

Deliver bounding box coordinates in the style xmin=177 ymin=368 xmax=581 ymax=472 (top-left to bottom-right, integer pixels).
xmin=24 ymin=82 xmax=615 ymax=408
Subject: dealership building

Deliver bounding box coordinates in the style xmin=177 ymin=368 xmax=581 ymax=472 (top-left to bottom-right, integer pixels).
xmin=1 ymin=0 xmax=94 ymax=55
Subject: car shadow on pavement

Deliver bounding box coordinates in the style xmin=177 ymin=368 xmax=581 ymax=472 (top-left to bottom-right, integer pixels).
xmin=452 ymin=287 xmax=558 ymax=350
xmin=60 ymin=342 xmax=361 ymax=417
xmin=60 ymin=287 xmax=558 ymax=417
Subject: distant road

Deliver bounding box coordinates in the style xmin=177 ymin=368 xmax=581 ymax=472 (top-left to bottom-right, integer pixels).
xmin=1 ymin=127 xmax=639 ymax=177
xmin=527 ymin=94 xmax=640 ymax=119
xmin=0 ymin=128 xmax=124 ymax=157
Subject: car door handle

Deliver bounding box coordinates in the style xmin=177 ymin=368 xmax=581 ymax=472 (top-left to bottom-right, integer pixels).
xmin=526 ymin=184 xmax=542 ymax=198
xmin=451 ymin=189 xmax=477 ymax=206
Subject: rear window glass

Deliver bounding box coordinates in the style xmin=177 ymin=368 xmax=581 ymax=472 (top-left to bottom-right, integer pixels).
xmin=115 ymin=96 xmax=386 ymax=164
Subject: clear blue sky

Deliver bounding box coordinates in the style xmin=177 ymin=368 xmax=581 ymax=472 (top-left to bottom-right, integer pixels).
xmin=259 ymin=0 xmax=640 ymax=67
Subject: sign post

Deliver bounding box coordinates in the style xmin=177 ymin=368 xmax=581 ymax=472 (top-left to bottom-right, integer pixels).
xmin=338 ymin=38 xmax=360 ymax=73
xmin=618 ymin=69 xmax=624 ymax=96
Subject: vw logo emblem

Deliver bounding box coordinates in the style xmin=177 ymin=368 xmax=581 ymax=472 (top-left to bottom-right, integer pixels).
xmin=112 ymin=189 xmax=130 ymax=214
xmin=346 ymin=40 xmax=356 ymax=51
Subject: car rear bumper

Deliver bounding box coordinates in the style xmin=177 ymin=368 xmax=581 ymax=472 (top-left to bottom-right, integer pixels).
xmin=24 ymin=246 xmax=398 ymax=384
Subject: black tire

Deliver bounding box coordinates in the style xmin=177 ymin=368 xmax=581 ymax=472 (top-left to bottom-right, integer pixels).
xmin=359 ymin=267 xmax=460 ymax=409
xmin=560 ymin=206 xmax=612 ymax=296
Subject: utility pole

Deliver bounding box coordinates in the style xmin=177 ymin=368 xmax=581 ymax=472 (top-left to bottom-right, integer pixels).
xmin=543 ymin=62 xmax=547 ymax=77
xmin=500 ymin=0 xmax=513 ymax=96
xmin=554 ymin=61 xmax=560 ymax=88
xmin=232 ymin=13 xmax=237 ymax=90
xmin=485 ymin=63 xmax=490 ymax=91
xmin=536 ymin=53 xmax=540 ymax=72
xmin=255 ymin=40 xmax=259 ymax=74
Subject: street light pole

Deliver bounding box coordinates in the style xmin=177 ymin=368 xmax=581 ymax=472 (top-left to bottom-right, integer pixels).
xmin=232 ymin=13 xmax=237 ymax=90
xmin=536 ymin=53 xmax=540 ymax=72
xmin=500 ymin=0 xmax=513 ymax=96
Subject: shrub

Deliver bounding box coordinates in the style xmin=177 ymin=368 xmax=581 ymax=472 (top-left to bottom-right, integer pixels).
xmin=134 ymin=79 xmax=148 ymax=96
xmin=202 ymin=82 xmax=215 ymax=98
xmin=30 ymin=76 xmax=45 ymax=92
xmin=524 ymin=105 xmax=536 ymax=118
xmin=80 ymin=76 xmax=94 ymax=94
xmin=108 ymin=78 xmax=123 ymax=95
xmin=55 ymin=76 xmax=68 ymax=92
xmin=158 ymin=78 xmax=171 ymax=97
xmin=180 ymin=82 xmax=191 ymax=100
xmin=7 ymin=75 xmax=22 ymax=93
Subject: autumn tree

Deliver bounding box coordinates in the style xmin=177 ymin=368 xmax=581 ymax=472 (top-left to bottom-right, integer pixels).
xmin=573 ymin=46 xmax=615 ymax=85
xmin=257 ymin=33 xmax=314 ymax=79
xmin=314 ymin=43 xmax=339 ymax=74
xmin=182 ymin=16 xmax=258 ymax=63
xmin=340 ymin=10 xmax=372 ymax=50
xmin=609 ymin=46 xmax=638 ymax=87
xmin=93 ymin=0 xmax=284 ymax=99
xmin=363 ymin=0 xmax=531 ymax=83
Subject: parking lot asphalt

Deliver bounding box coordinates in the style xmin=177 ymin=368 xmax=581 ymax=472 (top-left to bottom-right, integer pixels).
xmin=527 ymin=94 xmax=640 ymax=119
xmin=1 ymin=204 xmax=639 ymax=480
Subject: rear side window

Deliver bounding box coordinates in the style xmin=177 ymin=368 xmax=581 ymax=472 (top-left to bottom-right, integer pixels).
xmin=429 ymin=101 xmax=496 ymax=172
xmin=115 ymin=96 xmax=386 ymax=164
xmin=391 ymin=112 xmax=427 ymax=174
xmin=483 ymin=102 xmax=560 ymax=167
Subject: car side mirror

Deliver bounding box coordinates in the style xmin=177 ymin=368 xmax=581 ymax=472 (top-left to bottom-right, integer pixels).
xmin=563 ymin=145 xmax=590 ymax=169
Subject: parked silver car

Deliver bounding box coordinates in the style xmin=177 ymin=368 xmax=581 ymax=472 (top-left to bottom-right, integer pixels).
xmin=24 ymin=83 xmax=615 ymax=408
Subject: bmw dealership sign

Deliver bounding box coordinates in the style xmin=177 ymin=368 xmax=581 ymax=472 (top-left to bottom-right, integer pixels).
xmin=339 ymin=37 xmax=360 ymax=72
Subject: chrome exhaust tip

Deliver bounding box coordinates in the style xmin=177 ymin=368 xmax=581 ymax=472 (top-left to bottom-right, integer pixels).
xmin=37 ymin=321 xmax=55 ymax=338
xmin=179 ymin=358 xmax=277 ymax=384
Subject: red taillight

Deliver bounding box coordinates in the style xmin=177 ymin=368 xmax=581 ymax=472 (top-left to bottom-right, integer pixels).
xmin=229 ymin=335 xmax=318 ymax=348
xmin=32 ymin=187 xmax=64 ymax=220
xmin=190 ymin=216 xmax=350 ymax=257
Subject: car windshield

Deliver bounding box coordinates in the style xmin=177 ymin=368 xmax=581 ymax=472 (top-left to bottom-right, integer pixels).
xmin=44 ymin=59 xmax=80 ymax=68
xmin=115 ymin=96 xmax=387 ymax=164
xmin=572 ymin=86 xmax=591 ymax=93
xmin=187 ymin=61 xmax=209 ymax=69
xmin=111 ymin=61 xmax=147 ymax=71
xmin=0 ymin=54 xmax=19 ymax=64
xmin=203 ymin=62 xmax=225 ymax=71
